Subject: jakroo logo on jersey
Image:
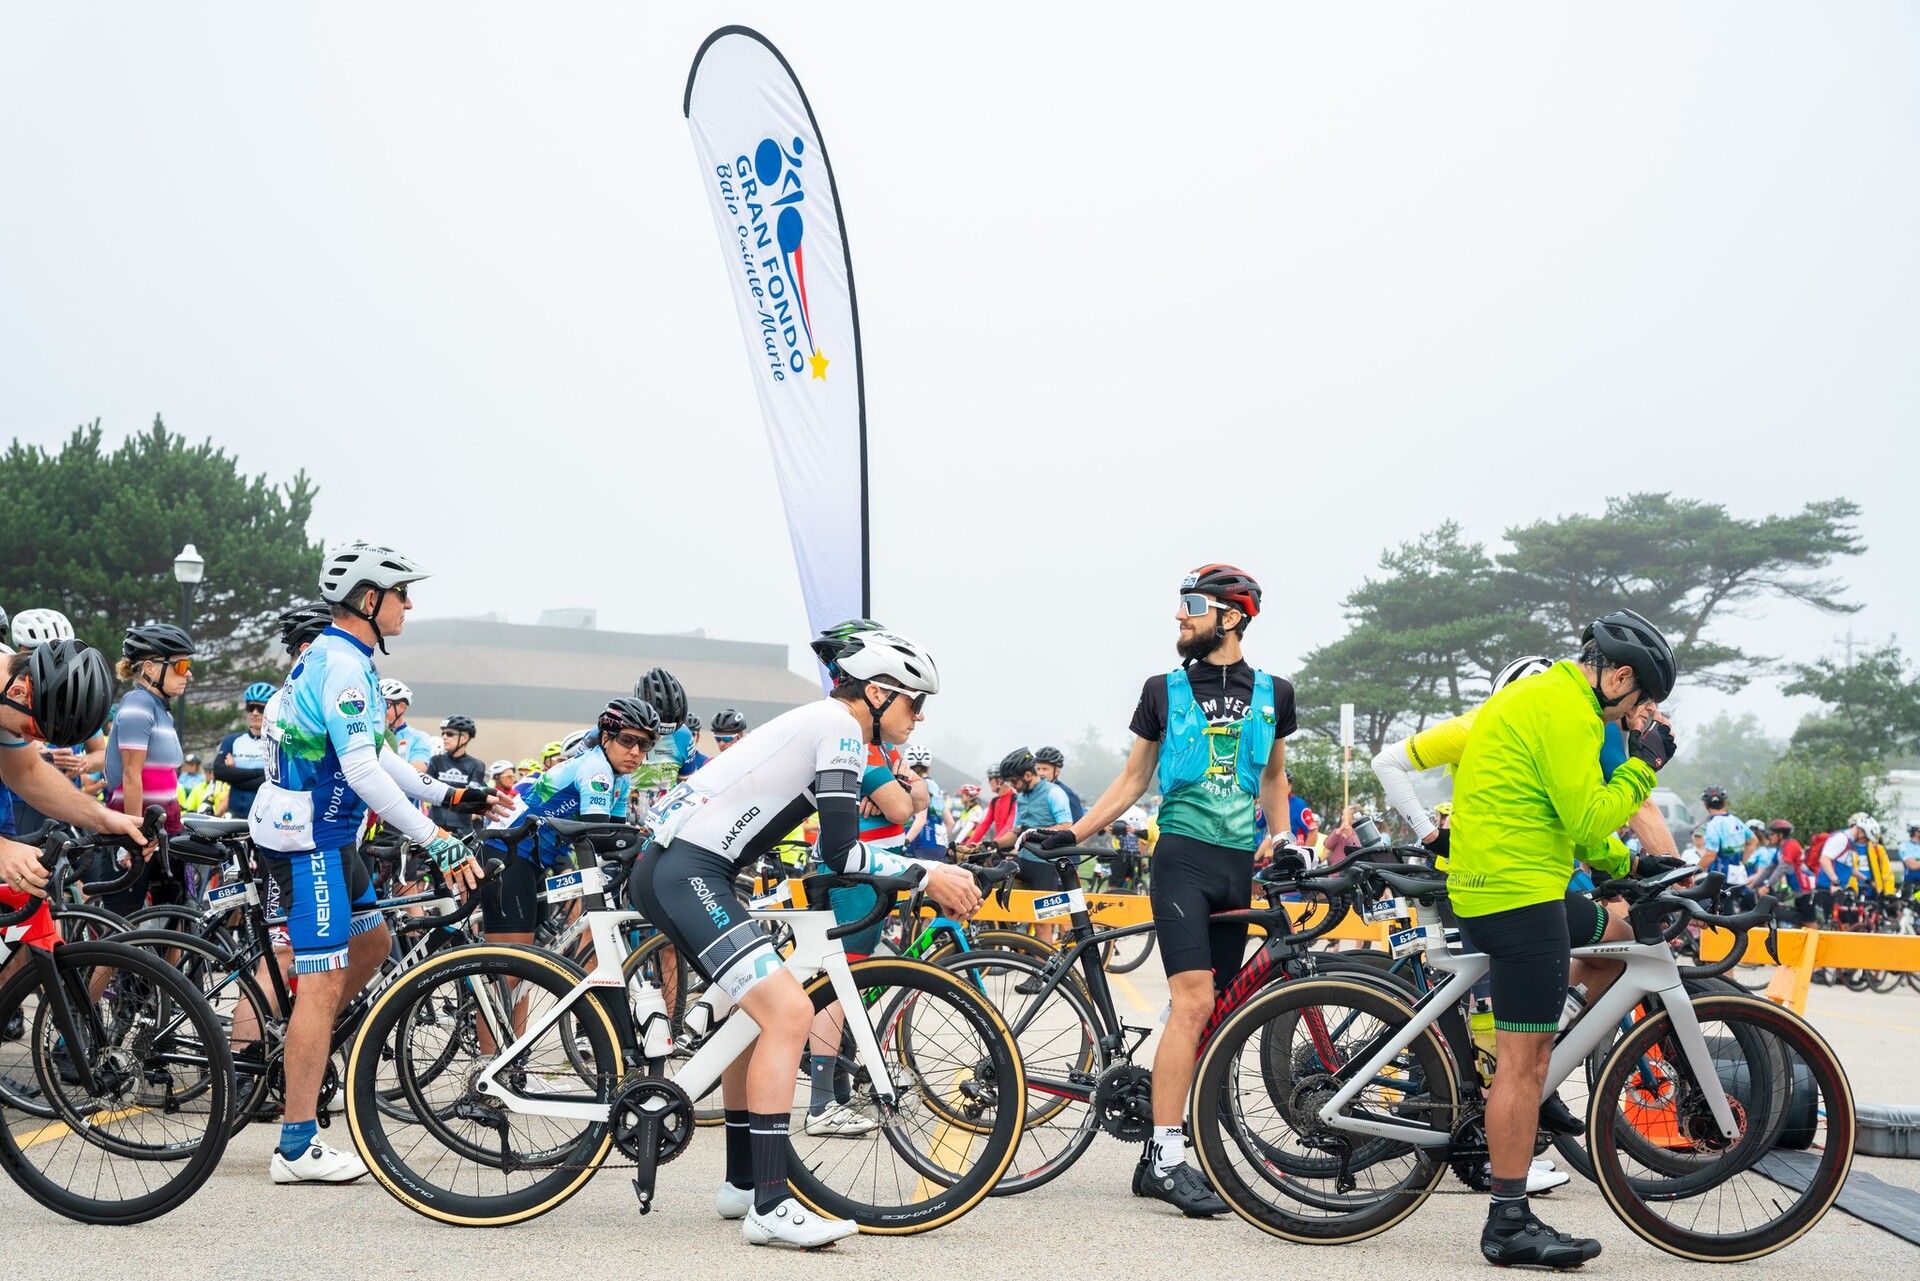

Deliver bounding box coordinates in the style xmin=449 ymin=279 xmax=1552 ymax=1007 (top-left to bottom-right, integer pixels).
xmin=711 ymin=133 xmax=827 ymax=383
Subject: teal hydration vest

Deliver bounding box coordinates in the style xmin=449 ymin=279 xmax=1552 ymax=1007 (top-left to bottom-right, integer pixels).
xmin=1156 ymin=667 xmax=1278 ymax=797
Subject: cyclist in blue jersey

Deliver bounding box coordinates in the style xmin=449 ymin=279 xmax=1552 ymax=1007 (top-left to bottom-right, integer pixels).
xmin=480 ymin=697 xmax=655 ymax=951
xmin=902 ymin=743 xmax=947 ymax=858
xmin=1696 ymin=787 xmax=1747 ymax=874
xmin=378 ymin=679 xmax=435 ymax=771
xmin=682 ymin=712 xmax=710 ymax=775
xmin=1902 ymin=824 xmax=1920 ymax=889
xmin=1035 ymin=746 xmax=1086 ymax=822
xmin=997 ymin=746 xmax=1074 ymax=955
xmin=631 ymin=667 xmax=693 ymax=808
xmin=214 ymin=681 xmax=276 ymax=820
xmin=250 ymin=543 xmax=497 ymax=1185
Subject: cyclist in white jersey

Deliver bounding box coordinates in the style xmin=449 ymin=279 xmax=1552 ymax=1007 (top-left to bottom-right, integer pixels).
xmin=631 ymin=627 xmax=979 ymax=1248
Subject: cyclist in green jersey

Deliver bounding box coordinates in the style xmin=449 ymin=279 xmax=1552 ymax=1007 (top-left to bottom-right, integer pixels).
xmin=1450 ymin=609 xmax=1679 ymax=1269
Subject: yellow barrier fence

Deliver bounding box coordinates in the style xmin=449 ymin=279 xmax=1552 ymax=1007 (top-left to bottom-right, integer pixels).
xmin=1696 ymin=927 xmax=1920 ymax=1014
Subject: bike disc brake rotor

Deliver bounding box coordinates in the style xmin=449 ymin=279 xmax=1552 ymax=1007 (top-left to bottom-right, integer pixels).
xmin=1093 ymin=1063 xmax=1154 ymax=1140
xmin=610 ymin=1076 xmax=695 ymax=1164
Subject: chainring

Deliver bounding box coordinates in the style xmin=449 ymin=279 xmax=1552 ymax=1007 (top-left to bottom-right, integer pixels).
xmin=1448 ymin=1112 xmax=1492 ymax=1191
xmin=610 ymin=1076 xmax=695 ymax=1164
xmin=1092 ymin=1063 xmax=1154 ymax=1141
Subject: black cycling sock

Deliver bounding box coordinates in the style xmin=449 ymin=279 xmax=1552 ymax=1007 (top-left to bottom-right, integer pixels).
xmin=750 ymin=1111 xmax=790 ymax=1214
xmin=1488 ymin=1174 xmax=1528 ymax=1215
xmin=724 ymin=1109 xmax=752 ymax=1189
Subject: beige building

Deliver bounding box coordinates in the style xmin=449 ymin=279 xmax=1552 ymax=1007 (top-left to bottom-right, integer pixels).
xmin=376 ymin=618 xmax=820 ymax=764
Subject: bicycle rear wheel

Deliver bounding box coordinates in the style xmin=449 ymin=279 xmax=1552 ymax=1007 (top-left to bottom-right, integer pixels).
xmin=789 ymin=958 xmax=1023 ymax=1233
xmin=346 ymin=943 xmax=620 ymax=1226
xmin=0 ymin=940 xmax=232 ymax=1224
xmin=1588 ymin=994 xmax=1854 ymax=1260
xmin=1099 ymin=926 xmax=1156 ymax=975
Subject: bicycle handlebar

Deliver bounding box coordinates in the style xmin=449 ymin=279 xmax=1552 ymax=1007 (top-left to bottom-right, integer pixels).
xmin=797 ymin=870 xmax=927 ymax=941
xmin=0 ymin=806 xmax=167 ymax=926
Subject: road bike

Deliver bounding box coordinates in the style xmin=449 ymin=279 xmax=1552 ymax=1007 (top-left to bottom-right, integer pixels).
xmin=343 ymin=866 xmax=1025 ymax=1234
xmin=1190 ymin=862 xmax=1854 ymax=1261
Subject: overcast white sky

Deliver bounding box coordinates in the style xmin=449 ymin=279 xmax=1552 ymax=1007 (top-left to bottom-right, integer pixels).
xmin=4 ymin=2 xmax=1916 ymax=773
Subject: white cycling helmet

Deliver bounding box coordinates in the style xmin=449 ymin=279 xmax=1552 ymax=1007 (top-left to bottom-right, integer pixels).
xmin=833 ymin=628 xmax=940 ymax=695
xmin=378 ymin=678 xmax=414 ymax=704
xmin=902 ymin=744 xmax=934 ymax=769
xmin=560 ymin=728 xmax=589 ymax=758
xmin=488 ymin=758 xmax=515 ymax=778
xmin=1492 ymin=654 xmax=1552 ymax=692
xmin=11 ymin=608 xmax=75 ymax=650
xmin=319 ymin=542 xmax=431 ymax=604
xmin=1848 ymin=812 xmax=1881 ymax=839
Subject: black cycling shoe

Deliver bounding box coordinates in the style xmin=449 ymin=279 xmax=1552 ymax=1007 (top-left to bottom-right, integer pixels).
xmin=1133 ymin=1157 xmax=1226 ymax=1217
xmin=1537 ymin=1091 xmax=1585 ymax=1137
xmin=1013 ymin=974 xmax=1046 ymax=996
xmin=1480 ymin=1201 xmax=1601 ymax=1269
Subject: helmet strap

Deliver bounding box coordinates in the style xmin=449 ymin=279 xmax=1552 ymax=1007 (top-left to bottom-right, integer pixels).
xmin=865 ymin=686 xmax=897 ymax=744
xmin=1590 ymin=666 xmax=1633 ymax=710
xmin=0 ymin=693 xmax=35 ymax=730
xmin=352 ymin=587 xmax=392 ymax=654
xmin=136 ymin=659 xmax=168 ymax=698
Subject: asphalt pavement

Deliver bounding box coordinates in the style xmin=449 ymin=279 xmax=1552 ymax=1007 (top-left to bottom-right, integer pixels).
xmin=10 ymin=967 xmax=1919 ymax=1279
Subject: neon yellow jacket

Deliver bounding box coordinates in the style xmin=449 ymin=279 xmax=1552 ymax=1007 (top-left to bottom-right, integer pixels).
xmin=1448 ymin=662 xmax=1654 ymax=917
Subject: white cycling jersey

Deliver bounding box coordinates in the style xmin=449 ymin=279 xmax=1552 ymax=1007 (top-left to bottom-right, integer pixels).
xmin=646 ymin=699 xmax=913 ymax=876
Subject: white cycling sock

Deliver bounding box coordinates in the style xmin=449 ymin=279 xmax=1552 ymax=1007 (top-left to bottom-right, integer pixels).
xmin=1150 ymin=1125 xmax=1186 ymax=1176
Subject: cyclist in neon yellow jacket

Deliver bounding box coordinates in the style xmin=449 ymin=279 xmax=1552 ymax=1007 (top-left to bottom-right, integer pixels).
xmin=1448 ymin=610 xmax=1679 ymax=1270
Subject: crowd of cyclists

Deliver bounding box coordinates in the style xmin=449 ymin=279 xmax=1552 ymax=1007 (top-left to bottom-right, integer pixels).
xmin=0 ymin=550 xmax=1888 ymax=1263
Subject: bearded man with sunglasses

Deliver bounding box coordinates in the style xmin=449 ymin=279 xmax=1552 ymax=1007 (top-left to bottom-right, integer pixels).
xmin=1038 ymin=563 xmax=1294 ymax=1218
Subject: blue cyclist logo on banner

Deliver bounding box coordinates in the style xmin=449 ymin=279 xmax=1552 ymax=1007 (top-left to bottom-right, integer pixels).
xmin=710 ymin=131 xmax=829 ymax=384
xmin=752 ymin=135 xmax=827 ymax=382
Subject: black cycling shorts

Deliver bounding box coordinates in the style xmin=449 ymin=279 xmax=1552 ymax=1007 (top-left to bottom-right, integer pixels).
xmin=1149 ymin=832 xmax=1252 ymax=982
xmin=482 ymin=855 xmax=543 ymax=935
xmin=1456 ymin=893 xmax=1607 ymax=1033
xmin=630 ymin=842 xmax=777 ymax=1000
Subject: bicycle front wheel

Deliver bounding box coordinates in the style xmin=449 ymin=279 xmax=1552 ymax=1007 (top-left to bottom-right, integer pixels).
xmin=0 ymin=940 xmax=232 ymax=1224
xmin=1588 ymin=994 xmax=1854 ymax=1261
xmin=345 ymin=943 xmax=620 ymax=1227
xmin=790 ymin=958 xmax=1024 ymax=1233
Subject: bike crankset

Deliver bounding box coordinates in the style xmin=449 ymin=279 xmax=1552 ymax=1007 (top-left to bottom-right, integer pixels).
xmin=1092 ymin=1063 xmax=1154 ymax=1141
xmin=610 ymin=1076 xmax=695 ymax=1165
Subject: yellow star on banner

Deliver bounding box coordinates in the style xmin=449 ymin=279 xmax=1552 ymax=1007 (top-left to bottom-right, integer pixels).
xmin=808 ymin=349 xmax=830 ymax=380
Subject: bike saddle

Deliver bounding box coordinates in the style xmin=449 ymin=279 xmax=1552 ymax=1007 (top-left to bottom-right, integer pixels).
xmin=181 ymin=815 xmax=249 ymax=839
xmin=1373 ymin=866 xmax=1449 ymax=902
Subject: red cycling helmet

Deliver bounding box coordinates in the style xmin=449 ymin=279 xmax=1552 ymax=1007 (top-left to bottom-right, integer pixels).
xmin=1182 ymin=564 xmax=1262 ymax=619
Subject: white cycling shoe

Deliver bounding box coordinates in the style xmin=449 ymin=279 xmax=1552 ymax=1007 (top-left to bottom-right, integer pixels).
xmin=1476 ymin=1157 xmax=1570 ymax=1195
xmin=716 ymin=1182 xmax=755 ymax=1220
xmin=272 ymin=1139 xmax=369 ymax=1184
xmin=743 ymin=1196 xmax=860 ymax=1248
xmin=803 ymin=1104 xmax=877 ymax=1138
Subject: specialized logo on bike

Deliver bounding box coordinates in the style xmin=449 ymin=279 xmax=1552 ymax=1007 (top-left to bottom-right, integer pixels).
xmin=336 ymin=686 xmax=367 ymax=718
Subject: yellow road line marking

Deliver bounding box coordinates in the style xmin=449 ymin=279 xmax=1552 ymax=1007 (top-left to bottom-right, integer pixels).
xmin=912 ymin=1068 xmax=978 ymax=1202
xmin=15 ymin=1105 xmax=147 ymax=1149
xmin=1811 ymin=1007 xmax=1920 ymax=1035
xmin=1109 ymin=970 xmax=1154 ymax=1017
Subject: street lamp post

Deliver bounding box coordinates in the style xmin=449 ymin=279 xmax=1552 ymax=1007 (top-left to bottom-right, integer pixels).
xmin=173 ymin=543 xmax=204 ymax=732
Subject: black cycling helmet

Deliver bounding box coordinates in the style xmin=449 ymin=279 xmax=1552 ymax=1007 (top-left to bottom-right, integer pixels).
xmin=1582 ymin=608 xmax=1677 ymax=704
xmin=711 ymin=708 xmax=747 ymax=735
xmin=1181 ymin=563 xmax=1262 ymax=620
xmin=808 ymin=618 xmax=886 ymax=674
xmin=1702 ymin=786 xmax=1728 ymax=808
xmin=440 ymin=714 xmax=477 ymax=737
xmin=633 ymin=667 xmax=687 ymax=725
xmin=998 ymin=747 xmax=1039 ymax=781
xmin=122 ymin=622 xmax=196 ymax=662
xmin=1035 ymin=746 xmax=1066 ymax=768
xmin=598 ymin=696 xmax=662 ymax=740
xmin=14 ymin=640 xmax=114 ymax=745
xmin=278 ymin=601 xmax=332 ymax=655
xmin=685 ymin=713 xmax=702 ymax=734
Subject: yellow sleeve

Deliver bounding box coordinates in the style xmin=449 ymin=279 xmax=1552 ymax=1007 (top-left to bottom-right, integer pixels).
xmin=1405 ymin=710 xmax=1476 ymax=772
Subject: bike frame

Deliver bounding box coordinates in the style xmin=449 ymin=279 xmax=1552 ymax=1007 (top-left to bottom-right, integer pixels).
xmin=472 ymin=905 xmax=899 ymax=1121
xmin=1316 ymin=935 xmax=1738 ymax=1145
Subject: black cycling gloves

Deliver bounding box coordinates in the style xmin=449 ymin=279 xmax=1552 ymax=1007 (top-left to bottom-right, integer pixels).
xmin=1627 ymin=720 xmax=1677 ymax=771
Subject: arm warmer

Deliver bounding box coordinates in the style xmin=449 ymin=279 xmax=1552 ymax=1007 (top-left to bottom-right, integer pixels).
xmin=380 ymin=746 xmax=450 ymax=804
xmin=813 ymin=769 xmax=916 ymax=878
xmin=1371 ymin=740 xmax=1437 ymax=841
xmin=341 ymin=741 xmax=437 ymax=842
xmin=212 ymin=759 xmax=266 ymax=787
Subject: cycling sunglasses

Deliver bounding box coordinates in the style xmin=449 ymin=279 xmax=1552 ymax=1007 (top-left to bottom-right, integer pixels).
xmin=1177 ymin=593 xmax=1232 ymax=619
xmin=871 ymin=681 xmax=929 ymax=713
xmin=714 ymin=733 xmax=740 ymax=745
xmin=608 ymin=731 xmax=655 ymax=752
xmin=154 ymin=657 xmax=193 ymax=677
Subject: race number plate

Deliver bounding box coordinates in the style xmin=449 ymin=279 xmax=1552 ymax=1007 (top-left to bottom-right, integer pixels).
xmin=1388 ymin=924 xmax=1429 ymax=958
xmin=205 ymin=880 xmax=253 ymax=909
xmin=541 ymin=865 xmax=607 ymax=904
xmin=1363 ymin=896 xmax=1409 ymax=924
xmin=1032 ymin=889 xmax=1088 ymax=920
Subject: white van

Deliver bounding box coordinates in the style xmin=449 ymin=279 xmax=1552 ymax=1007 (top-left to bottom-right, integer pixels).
xmin=1649 ymin=788 xmax=1697 ymax=847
